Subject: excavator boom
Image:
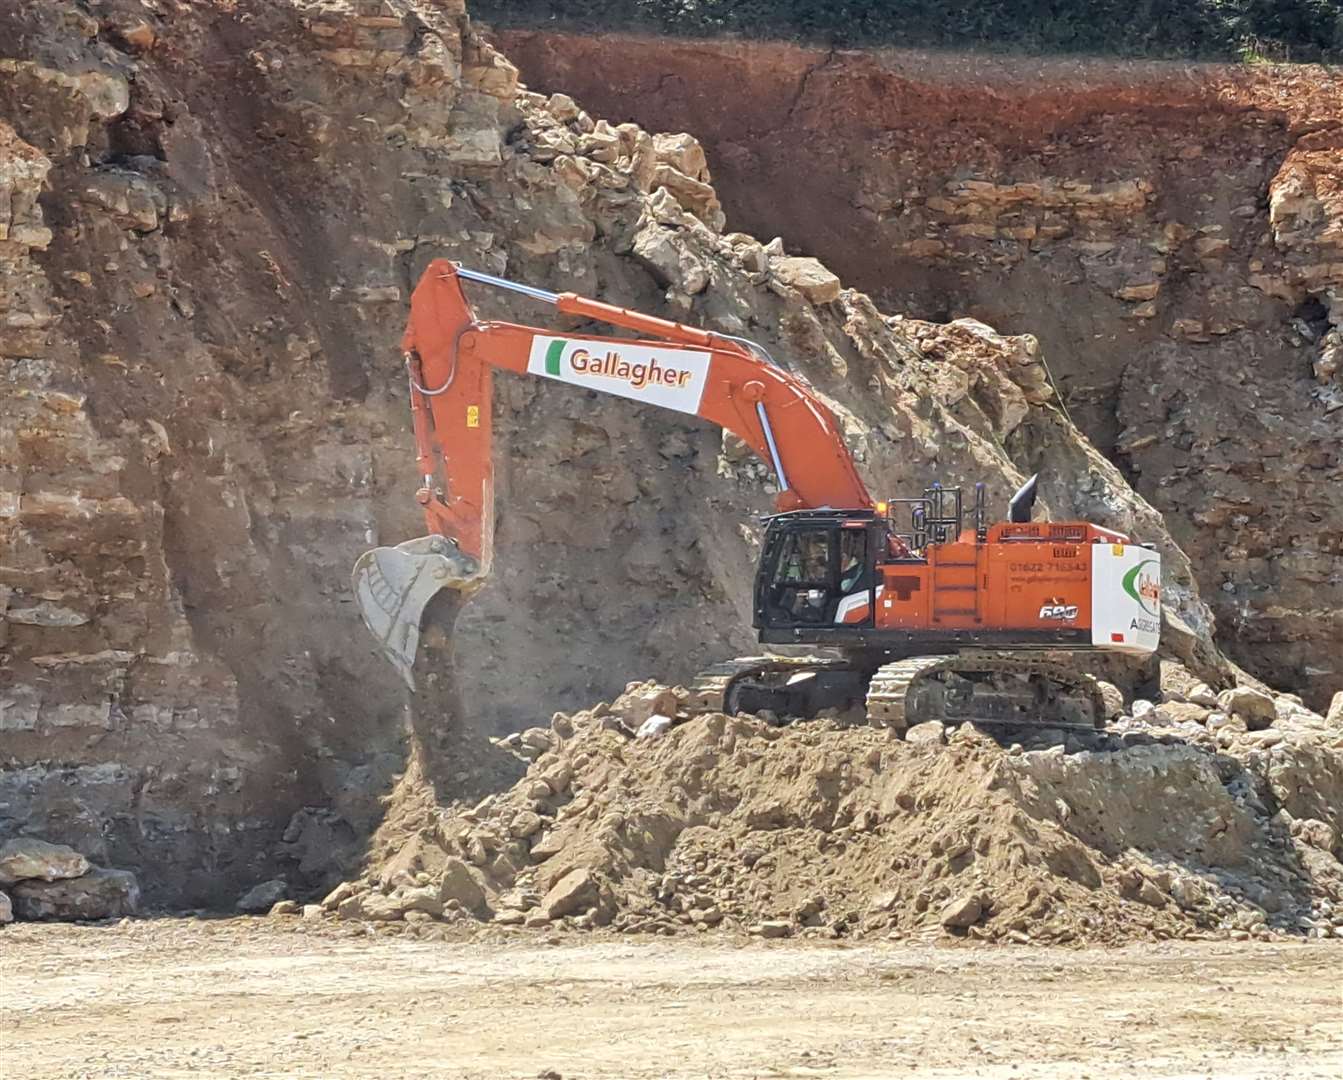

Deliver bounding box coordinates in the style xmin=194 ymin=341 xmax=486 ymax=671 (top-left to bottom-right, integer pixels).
xmin=354 ymin=260 xmax=870 ymax=685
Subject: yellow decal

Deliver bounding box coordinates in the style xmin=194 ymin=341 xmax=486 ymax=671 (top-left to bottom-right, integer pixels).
xmin=466 ymin=405 xmax=480 ymax=428
xmin=1111 ymin=543 xmax=1125 ymax=556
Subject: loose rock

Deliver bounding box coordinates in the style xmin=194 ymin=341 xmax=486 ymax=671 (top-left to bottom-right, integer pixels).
xmin=940 ymin=892 xmax=984 ymax=929
xmin=0 ymin=838 xmax=91 ymax=886
xmin=906 ymin=721 xmax=946 ymax=745
xmin=771 ymin=256 xmax=842 ymax=304
xmin=1218 ymin=687 xmax=1278 ymax=730
xmin=542 ymin=868 xmax=598 ymax=919
xmin=11 ymin=867 xmax=140 ymax=921
xmin=236 ymin=879 xmax=288 ymax=914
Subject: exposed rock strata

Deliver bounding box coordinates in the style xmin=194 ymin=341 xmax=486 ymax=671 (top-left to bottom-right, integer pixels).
xmin=495 ymin=33 xmax=1343 ymax=708
xmin=0 ymin=1 xmax=1259 ymax=902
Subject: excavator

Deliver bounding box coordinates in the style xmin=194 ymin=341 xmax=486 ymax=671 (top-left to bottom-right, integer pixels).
xmin=352 ymin=261 xmax=1162 ymax=732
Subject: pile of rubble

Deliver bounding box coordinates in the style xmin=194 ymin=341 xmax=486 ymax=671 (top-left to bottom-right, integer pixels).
xmin=295 ymin=676 xmax=1343 ymax=945
xmin=0 ymin=838 xmax=140 ymax=924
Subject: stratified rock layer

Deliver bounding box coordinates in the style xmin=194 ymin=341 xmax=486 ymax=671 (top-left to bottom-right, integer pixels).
xmin=496 ymin=34 xmax=1343 ymax=708
xmin=0 ymin=1 xmax=1243 ymax=903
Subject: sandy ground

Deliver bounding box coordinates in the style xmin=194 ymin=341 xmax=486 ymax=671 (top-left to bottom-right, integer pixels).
xmin=2 ymin=919 xmax=1341 ymax=1079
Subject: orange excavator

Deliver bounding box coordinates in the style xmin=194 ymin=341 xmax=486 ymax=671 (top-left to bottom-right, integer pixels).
xmin=353 ymin=261 xmax=1161 ymax=731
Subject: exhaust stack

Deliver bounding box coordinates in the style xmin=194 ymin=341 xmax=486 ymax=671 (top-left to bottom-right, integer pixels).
xmin=1008 ymin=474 xmax=1039 ymax=524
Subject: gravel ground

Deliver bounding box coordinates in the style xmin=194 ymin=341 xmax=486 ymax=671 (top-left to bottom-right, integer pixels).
xmin=2 ymin=918 xmax=1341 ymax=1078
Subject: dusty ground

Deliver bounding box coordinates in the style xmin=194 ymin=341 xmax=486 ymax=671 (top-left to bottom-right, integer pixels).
xmin=2 ymin=919 xmax=1340 ymax=1079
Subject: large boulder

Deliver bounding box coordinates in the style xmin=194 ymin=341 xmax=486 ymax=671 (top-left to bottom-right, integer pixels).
xmin=236 ymin=878 xmax=288 ymax=913
xmin=542 ymin=868 xmax=598 ymax=919
xmin=0 ymin=838 xmax=91 ymax=886
xmin=10 ymin=867 xmax=140 ymax=920
xmin=438 ymin=856 xmax=489 ymax=916
xmin=771 ymin=256 xmax=842 ymax=304
xmin=940 ymin=891 xmax=984 ymax=929
xmin=651 ymin=131 xmax=709 ymax=181
xmin=1218 ymin=686 xmax=1278 ymax=731
xmin=610 ymin=681 xmax=680 ymax=728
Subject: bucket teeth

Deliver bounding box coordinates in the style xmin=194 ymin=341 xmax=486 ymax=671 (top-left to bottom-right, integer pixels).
xmin=351 ymin=535 xmax=482 ymax=689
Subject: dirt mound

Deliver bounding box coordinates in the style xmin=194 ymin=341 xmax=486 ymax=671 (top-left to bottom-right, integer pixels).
xmin=323 ymin=682 xmax=1343 ymax=945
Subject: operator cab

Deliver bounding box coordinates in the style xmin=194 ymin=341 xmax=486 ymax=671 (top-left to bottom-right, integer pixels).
xmin=753 ymin=482 xmax=998 ymax=635
xmin=756 ymin=511 xmax=883 ymax=630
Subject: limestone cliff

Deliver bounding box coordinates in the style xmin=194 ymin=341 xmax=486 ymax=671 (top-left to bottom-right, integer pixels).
xmin=497 ymin=34 xmax=1343 ymax=709
xmin=2 ymin=0 xmax=1236 ymax=902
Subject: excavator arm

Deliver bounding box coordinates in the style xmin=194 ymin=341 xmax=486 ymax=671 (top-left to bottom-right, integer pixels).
xmin=354 ymin=259 xmax=871 ymax=686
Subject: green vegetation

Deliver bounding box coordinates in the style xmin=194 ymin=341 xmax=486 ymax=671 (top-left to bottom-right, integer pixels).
xmin=474 ymin=1 xmax=1343 ymax=62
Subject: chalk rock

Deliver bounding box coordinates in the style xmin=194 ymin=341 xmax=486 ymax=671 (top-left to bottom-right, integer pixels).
xmin=0 ymin=838 xmax=91 ymax=886
xmin=652 ymin=132 xmax=709 ymax=182
xmin=939 ymin=892 xmax=984 ymax=928
xmin=392 ymin=884 xmax=444 ymax=918
xmin=320 ymin=880 xmax=358 ymax=912
xmin=338 ymin=891 xmax=405 ymax=922
xmin=631 ymin=224 xmax=708 ymax=294
xmin=1095 ymin=680 xmax=1125 ymax=719
xmin=11 ymin=867 xmax=140 ymax=920
xmin=0 ymin=891 xmax=11 ymax=924
xmin=547 ymin=93 xmax=580 ymax=122
xmin=612 ymin=682 xmax=679 ymax=727
xmin=510 ymin=810 xmax=544 ymax=839
xmin=650 ymin=163 xmax=724 ymax=230
xmin=636 ymin=714 xmax=674 ymax=740
xmin=771 ymin=257 xmax=841 ymax=303
xmin=906 ymin=721 xmax=946 ymax=745
xmin=542 ymin=868 xmax=597 ymax=919
xmin=1187 ymin=683 xmax=1220 ymax=708
xmin=1155 ymin=701 xmax=1212 ymax=727
xmin=1218 ymin=687 xmax=1277 ymax=731
xmin=438 ymin=856 xmax=488 ymax=916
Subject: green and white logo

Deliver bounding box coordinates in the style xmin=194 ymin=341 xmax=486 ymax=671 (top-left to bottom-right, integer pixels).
xmin=544 ymin=339 xmax=565 ymax=377
xmin=527 ymin=335 xmax=711 ymax=414
xmin=1121 ymin=559 xmax=1161 ymax=616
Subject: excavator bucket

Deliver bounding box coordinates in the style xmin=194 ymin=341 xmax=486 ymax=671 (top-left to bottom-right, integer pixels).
xmin=351 ymin=534 xmax=483 ymax=690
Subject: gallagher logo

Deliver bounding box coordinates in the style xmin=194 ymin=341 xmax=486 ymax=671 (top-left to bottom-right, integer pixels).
xmin=543 ymin=339 xmax=696 ymax=391
xmin=530 ymin=335 xmax=711 ymax=414
xmin=1122 ymin=560 xmax=1161 ymax=616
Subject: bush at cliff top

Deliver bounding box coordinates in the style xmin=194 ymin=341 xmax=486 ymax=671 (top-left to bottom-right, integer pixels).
xmin=476 ymin=0 xmax=1343 ymax=62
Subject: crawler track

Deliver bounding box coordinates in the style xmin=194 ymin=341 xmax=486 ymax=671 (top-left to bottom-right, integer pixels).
xmin=691 ymin=652 xmax=1105 ymax=733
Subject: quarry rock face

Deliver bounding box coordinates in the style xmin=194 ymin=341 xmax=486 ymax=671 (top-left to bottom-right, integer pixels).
xmin=496 ymin=34 xmax=1343 ymax=710
xmin=0 ymin=0 xmax=1302 ymax=906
